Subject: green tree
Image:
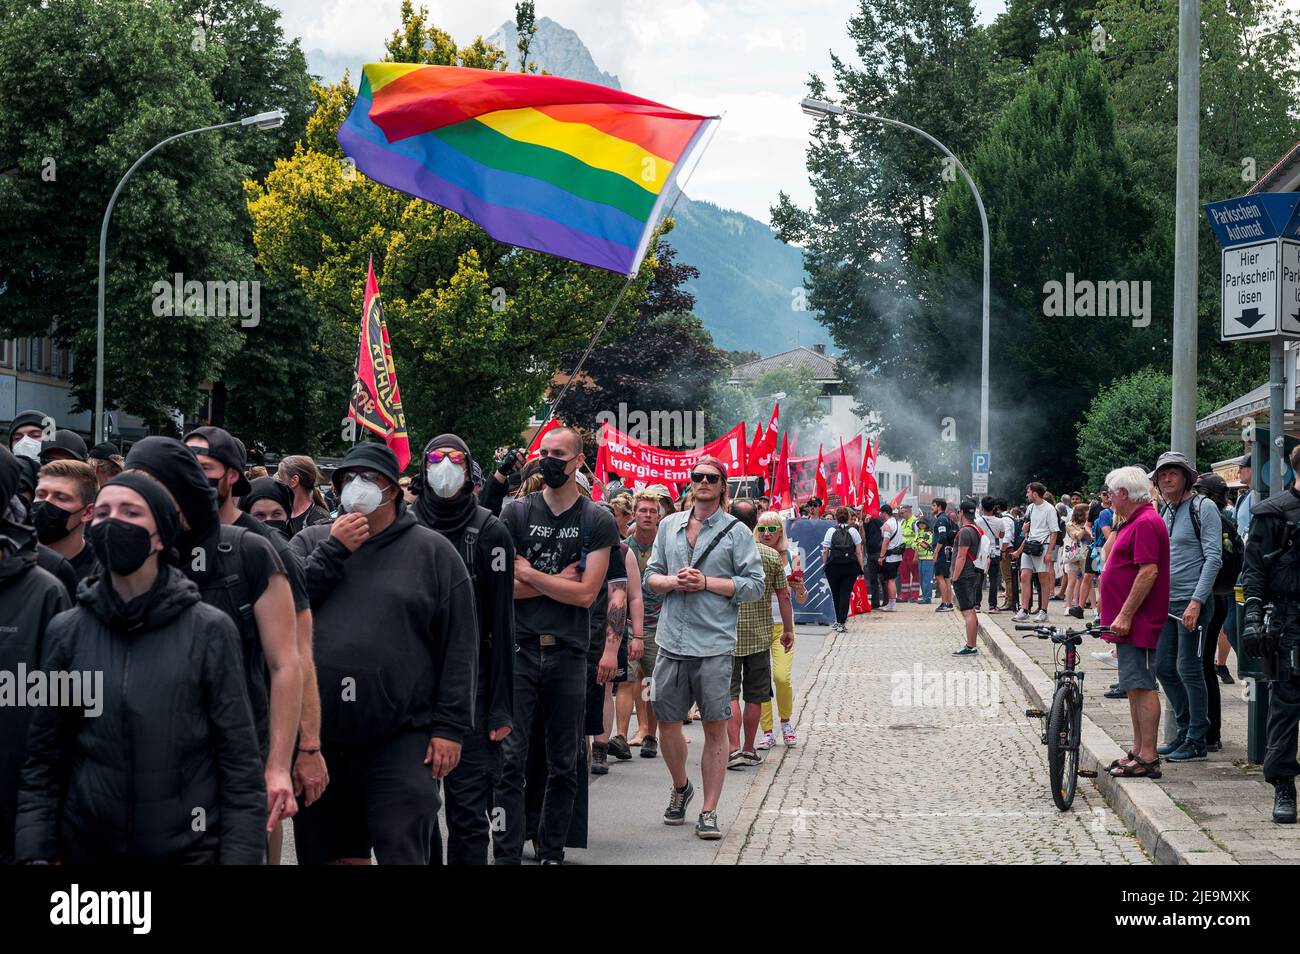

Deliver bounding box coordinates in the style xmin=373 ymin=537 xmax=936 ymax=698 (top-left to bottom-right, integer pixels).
xmin=245 ymin=11 xmax=657 ymax=462
xmin=515 ymin=1 xmax=539 ymax=73
xmin=0 ymin=0 xmax=309 ymax=428
xmin=1077 ymin=367 xmax=1235 ymax=489
xmin=706 ymin=363 xmax=827 ymax=446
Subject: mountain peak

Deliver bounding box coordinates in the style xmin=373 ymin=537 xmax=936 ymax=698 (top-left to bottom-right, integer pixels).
xmin=486 ymin=16 xmax=621 ymax=88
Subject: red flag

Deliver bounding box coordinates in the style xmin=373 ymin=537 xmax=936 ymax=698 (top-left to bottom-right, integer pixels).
xmin=347 ymin=257 xmax=410 ymax=471
xmin=889 ymin=483 xmax=910 ymax=510
xmin=746 ymin=403 xmax=780 ymax=475
xmin=526 ymin=417 xmax=561 ymax=460
xmin=771 ymin=433 xmax=792 ymax=509
xmin=859 ymin=436 xmax=880 ymax=517
xmin=814 ymin=444 xmax=828 ymax=513
xmin=832 ymin=437 xmax=852 ymax=505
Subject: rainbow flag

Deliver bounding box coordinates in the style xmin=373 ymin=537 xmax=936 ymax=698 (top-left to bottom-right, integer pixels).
xmin=338 ymin=64 xmax=718 ymax=276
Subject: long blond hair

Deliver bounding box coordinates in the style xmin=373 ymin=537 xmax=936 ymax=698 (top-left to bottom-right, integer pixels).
xmin=754 ymin=509 xmax=788 ymax=551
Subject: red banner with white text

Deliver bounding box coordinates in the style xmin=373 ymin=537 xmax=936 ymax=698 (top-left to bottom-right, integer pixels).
xmin=597 ymin=422 xmax=748 ymax=498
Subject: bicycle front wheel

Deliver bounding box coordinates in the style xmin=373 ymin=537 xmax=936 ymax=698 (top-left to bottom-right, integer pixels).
xmin=1046 ymin=684 xmax=1079 ymax=811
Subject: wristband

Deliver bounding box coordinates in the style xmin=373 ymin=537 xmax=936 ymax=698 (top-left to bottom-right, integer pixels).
xmin=631 ymin=635 xmax=644 ymax=640
xmin=703 ymin=577 xmax=708 ymax=593
xmin=298 ymin=746 xmax=321 ymax=755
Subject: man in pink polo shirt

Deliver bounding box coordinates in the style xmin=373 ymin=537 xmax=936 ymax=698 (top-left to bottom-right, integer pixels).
xmin=1100 ymin=465 xmax=1171 ymax=778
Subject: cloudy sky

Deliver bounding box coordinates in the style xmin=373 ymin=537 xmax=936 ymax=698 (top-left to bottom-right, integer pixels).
xmin=267 ymin=0 xmax=1005 ymax=223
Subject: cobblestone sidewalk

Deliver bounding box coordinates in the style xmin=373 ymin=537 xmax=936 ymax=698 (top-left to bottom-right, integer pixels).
xmin=718 ymin=603 xmax=1148 ymax=864
xmin=999 ymin=602 xmax=1300 ymax=863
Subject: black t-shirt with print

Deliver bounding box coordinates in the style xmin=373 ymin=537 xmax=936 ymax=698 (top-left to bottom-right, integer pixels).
xmin=507 ymin=492 xmax=620 ymax=650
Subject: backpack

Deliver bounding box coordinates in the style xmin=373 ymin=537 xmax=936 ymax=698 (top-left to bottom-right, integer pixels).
xmin=827 ymin=525 xmax=858 ymax=567
xmin=1158 ymin=495 xmax=1242 ymax=594
xmin=969 ymin=523 xmax=993 ymax=572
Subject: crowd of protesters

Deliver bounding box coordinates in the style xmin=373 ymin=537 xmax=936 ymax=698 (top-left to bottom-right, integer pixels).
xmin=3 ymin=402 xmax=1285 ymax=867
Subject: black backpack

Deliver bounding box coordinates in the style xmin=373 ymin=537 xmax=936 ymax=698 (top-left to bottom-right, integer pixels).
xmin=1159 ymin=495 xmax=1243 ymax=595
xmin=827 ymin=525 xmax=858 ymax=567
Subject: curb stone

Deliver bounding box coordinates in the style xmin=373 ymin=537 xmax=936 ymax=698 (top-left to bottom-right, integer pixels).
xmin=976 ymin=612 xmax=1236 ymax=865
xmin=713 ymin=621 xmax=843 ymax=864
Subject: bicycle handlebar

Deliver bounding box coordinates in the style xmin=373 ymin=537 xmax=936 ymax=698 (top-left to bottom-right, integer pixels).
xmin=1015 ymin=622 xmax=1111 ymax=638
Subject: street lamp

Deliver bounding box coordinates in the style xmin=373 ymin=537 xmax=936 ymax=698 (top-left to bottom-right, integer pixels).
xmin=799 ymin=97 xmax=992 ymax=462
xmin=94 ymin=108 xmax=287 ymax=444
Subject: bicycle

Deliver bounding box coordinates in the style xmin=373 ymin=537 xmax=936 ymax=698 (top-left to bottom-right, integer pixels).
xmin=1016 ymin=620 xmax=1110 ymax=811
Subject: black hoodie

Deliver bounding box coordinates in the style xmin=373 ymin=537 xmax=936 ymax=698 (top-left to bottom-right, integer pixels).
xmin=0 ymin=506 xmax=70 ymax=862
xmin=290 ymin=503 xmax=479 ymax=746
xmin=16 ymin=567 xmax=266 ymax=864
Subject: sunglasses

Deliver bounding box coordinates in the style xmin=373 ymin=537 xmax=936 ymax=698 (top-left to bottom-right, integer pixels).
xmin=690 ymin=472 xmax=721 ymax=484
xmin=756 ymin=524 xmax=781 ymax=533
xmin=427 ymin=450 xmax=466 ymax=465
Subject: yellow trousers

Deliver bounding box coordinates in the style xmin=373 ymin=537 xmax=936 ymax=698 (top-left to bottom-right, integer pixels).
xmin=760 ymin=623 xmax=794 ymax=732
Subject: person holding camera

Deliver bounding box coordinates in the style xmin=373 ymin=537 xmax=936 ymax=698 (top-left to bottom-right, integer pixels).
xmin=1012 ymin=482 xmax=1058 ymax=624
xmin=483 ymin=446 xmax=527 ymax=516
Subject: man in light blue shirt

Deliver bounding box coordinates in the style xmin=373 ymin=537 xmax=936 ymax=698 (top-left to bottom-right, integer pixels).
xmin=644 ymin=456 xmax=764 ymax=840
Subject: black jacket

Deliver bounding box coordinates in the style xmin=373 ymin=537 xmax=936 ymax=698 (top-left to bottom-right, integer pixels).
xmin=290 ymin=505 xmax=479 ymax=746
xmin=0 ymin=523 xmax=70 ymax=862
xmin=414 ymin=505 xmax=515 ymax=734
xmin=480 ymin=476 xmax=509 ymax=517
xmin=15 ymin=567 xmax=266 ymax=864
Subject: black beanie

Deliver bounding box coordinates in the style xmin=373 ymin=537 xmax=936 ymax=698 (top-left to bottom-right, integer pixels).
xmin=8 ymin=409 xmax=48 ymax=445
xmin=104 ymin=472 xmax=181 ymax=559
xmin=240 ymin=476 xmax=294 ymax=517
xmin=0 ymin=445 xmax=20 ymax=504
xmin=125 ymin=436 xmax=219 ymax=539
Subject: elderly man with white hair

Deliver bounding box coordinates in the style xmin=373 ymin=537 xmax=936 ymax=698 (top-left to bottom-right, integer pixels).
xmin=1100 ymin=465 xmax=1171 ymax=779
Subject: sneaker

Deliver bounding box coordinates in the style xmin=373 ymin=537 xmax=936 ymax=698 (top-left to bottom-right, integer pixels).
xmin=952 ymin=645 xmax=979 ymax=657
xmin=1068 ymin=606 xmax=1084 ymax=619
xmin=640 ymin=736 xmax=659 ymax=758
xmin=1090 ymin=651 xmax=1118 ymax=669
xmin=695 ymin=810 xmax=722 ymax=839
xmin=727 ymin=749 xmax=747 ymax=770
xmin=755 ymin=731 xmax=775 ymax=750
xmin=987 ymin=606 xmax=1001 ymax=614
xmin=607 ymin=735 xmax=633 ymax=761
xmin=1012 ymin=609 xmax=1029 ymax=622
xmin=1034 ymin=610 xmax=1049 ymax=623
xmin=663 ymin=780 xmax=695 ymax=825
xmin=1216 ymin=664 xmax=1235 ymax=685
xmin=1103 ymin=686 xmax=1128 ymax=700
xmin=781 ymin=721 xmax=798 ymax=747
xmin=1164 ymin=741 xmax=1208 ymax=762
xmin=937 ymin=604 xmax=955 ymax=613
xmin=591 ymin=740 xmax=609 ymax=775
xmin=1156 ymin=736 xmax=1187 ymax=757
xmin=881 ymin=602 xmax=897 ymax=612
xmin=1207 ymin=740 xmax=1222 ymax=752
xmin=1274 ymin=779 xmax=1297 ymax=824
xmin=917 ymin=598 xmax=933 ymax=604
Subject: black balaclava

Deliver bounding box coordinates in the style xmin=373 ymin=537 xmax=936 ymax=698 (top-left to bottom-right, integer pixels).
xmin=415 ymin=434 xmax=477 ymax=539
xmin=124 ymin=436 xmax=219 ymax=543
xmin=240 ymin=477 xmax=296 ymax=536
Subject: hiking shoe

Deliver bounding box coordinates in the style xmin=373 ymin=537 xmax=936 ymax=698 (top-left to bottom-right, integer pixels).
xmin=727 ymin=749 xmax=746 ymax=770
xmin=1164 ymin=741 xmax=1208 ymax=762
xmin=755 ymin=730 xmax=776 ymax=751
xmin=695 ymin=810 xmax=722 ymax=840
xmin=640 ymin=736 xmax=658 ymax=758
xmin=1156 ymin=735 xmax=1187 ymax=757
xmin=952 ymin=645 xmax=978 ymax=657
xmin=1034 ymin=610 xmax=1049 ymax=623
xmin=1216 ymin=664 xmax=1235 ymax=685
xmin=781 ymin=721 xmax=798 ymax=746
xmin=1012 ymin=609 xmax=1029 ymax=622
xmin=664 ymin=781 xmax=694 ymax=824
xmin=608 ymin=735 xmax=633 ymax=761
xmin=591 ymin=741 xmax=609 ymax=775
xmin=1274 ymin=779 xmax=1297 ymax=824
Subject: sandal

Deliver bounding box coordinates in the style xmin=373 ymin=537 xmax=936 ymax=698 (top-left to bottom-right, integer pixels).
xmin=1106 ymin=750 xmax=1138 ymax=771
xmin=1109 ymin=755 xmax=1162 ymax=779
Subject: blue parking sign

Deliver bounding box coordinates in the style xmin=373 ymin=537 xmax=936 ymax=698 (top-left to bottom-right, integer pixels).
xmin=972 ymin=452 xmax=990 ymax=474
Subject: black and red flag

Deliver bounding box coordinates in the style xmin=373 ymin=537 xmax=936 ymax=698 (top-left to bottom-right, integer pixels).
xmin=347 ymin=258 xmax=410 ymax=471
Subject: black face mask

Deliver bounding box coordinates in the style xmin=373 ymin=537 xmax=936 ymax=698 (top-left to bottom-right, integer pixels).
xmin=539 ymin=456 xmax=571 ymax=489
xmin=264 ymin=519 xmax=291 ymax=537
xmin=208 ymin=475 xmax=228 ymax=504
xmin=32 ymin=500 xmax=77 ymax=544
xmin=89 ymin=519 xmax=155 ymax=575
